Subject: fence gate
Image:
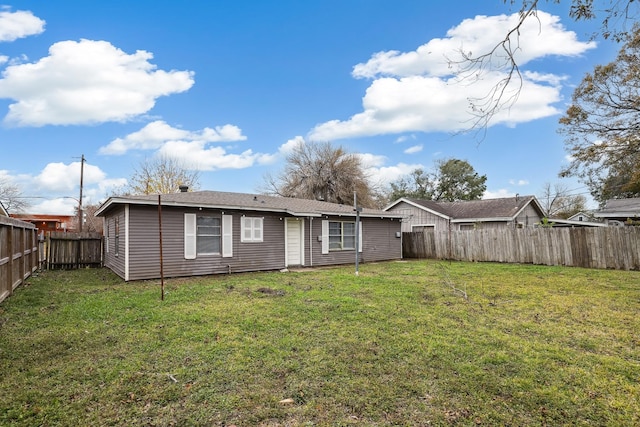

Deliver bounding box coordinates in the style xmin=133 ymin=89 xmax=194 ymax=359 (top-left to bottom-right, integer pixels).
xmin=47 ymin=231 xmax=103 ymax=270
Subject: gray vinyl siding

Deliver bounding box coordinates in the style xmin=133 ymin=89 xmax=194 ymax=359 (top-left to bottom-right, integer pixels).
xmin=124 ymin=205 xmax=286 ymax=281
xmin=103 ymin=206 xmax=125 ymax=279
xmin=516 ymin=204 xmax=543 ymax=227
xmin=305 ymin=216 xmax=401 ymax=267
xmin=360 ymin=217 xmax=402 ymax=262
xmin=389 ymin=202 xmax=449 ymax=232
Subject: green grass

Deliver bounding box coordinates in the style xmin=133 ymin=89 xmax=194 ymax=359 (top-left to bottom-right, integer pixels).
xmin=0 ymin=260 xmax=639 ymax=426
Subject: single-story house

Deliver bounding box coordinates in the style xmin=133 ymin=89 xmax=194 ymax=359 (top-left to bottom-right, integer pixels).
xmin=95 ymin=190 xmax=403 ymax=281
xmin=593 ymin=197 xmax=640 ymax=226
xmin=384 ymin=195 xmax=545 ymax=232
xmin=567 ymin=211 xmax=595 ymax=222
xmin=543 ymin=217 xmax=606 ymax=228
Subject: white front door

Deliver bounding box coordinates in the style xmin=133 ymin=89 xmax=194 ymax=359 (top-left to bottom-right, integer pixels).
xmin=285 ymin=218 xmax=304 ymax=266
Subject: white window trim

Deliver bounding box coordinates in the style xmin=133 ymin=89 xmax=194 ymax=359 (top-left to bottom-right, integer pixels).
xmin=321 ymin=220 xmax=362 ymax=254
xmin=185 ymin=213 xmax=233 ymax=259
xmin=241 ymin=216 xmax=263 ymax=243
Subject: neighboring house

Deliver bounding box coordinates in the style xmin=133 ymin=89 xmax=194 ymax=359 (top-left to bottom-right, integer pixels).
xmin=95 ymin=190 xmax=403 ymax=281
xmin=567 ymin=211 xmax=595 ymax=222
xmin=10 ymin=213 xmax=76 ymax=236
xmin=543 ymin=217 xmax=606 ymax=228
xmin=593 ymin=198 xmax=640 ymax=226
xmin=0 ymin=201 xmax=7 ymax=216
xmin=385 ymin=195 xmax=545 ymax=232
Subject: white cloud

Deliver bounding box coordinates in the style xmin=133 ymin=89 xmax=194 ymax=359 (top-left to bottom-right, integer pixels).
xmin=0 ymin=39 xmax=194 ymax=126
xmin=100 ymin=120 xmax=246 ymax=155
xmin=0 ymin=9 xmax=45 ymax=42
xmin=395 ymin=134 xmax=417 ymax=143
xmin=404 ymin=144 xmax=423 ymax=154
xmin=509 ymin=179 xmax=530 ymax=186
xmin=483 ymin=189 xmax=515 ymax=199
xmin=33 ymin=161 xmax=106 ymax=192
xmin=310 ymin=11 xmax=595 ymax=141
xmin=278 ymin=136 xmax=305 ymax=155
xmin=156 ymin=140 xmax=273 ymax=171
xmin=28 ymin=198 xmax=77 ymax=216
xmin=365 ymin=161 xmax=424 ymax=187
xmin=353 ymin=11 xmax=594 ymax=79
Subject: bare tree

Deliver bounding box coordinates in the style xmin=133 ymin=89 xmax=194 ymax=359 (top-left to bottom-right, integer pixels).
xmin=72 ymin=203 xmax=104 ymax=233
xmin=0 ymin=177 xmax=30 ymax=213
xmin=263 ymin=141 xmax=376 ymax=207
xmin=538 ymin=182 xmax=587 ymax=218
xmin=457 ymin=0 xmax=639 ymax=133
xmin=128 ymin=155 xmax=200 ymax=195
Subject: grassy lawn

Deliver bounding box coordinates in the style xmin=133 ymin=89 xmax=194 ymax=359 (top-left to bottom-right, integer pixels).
xmin=0 ymin=260 xmax=639 ymax=426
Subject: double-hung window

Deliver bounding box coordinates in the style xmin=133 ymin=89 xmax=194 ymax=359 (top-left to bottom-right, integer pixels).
xmin=328 ymin=221 xmax=356 ymax=250
xmin=197 ymin=216 xmax=221 ymax=254
xmin=185 ymin=213 xmax=232 ymax=259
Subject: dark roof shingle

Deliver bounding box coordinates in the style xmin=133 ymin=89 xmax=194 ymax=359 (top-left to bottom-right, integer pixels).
xmin=97 ymin=190 xmax=399 ymax=218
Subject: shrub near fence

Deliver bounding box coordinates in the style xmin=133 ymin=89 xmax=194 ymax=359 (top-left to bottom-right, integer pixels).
xmin=0 ymin=216 xmax=39 ymax=304
xmin=403 ymin=227 xmax=640 ymax=270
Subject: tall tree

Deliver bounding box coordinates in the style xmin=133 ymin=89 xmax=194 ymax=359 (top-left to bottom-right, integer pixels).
xmin=558 ymin=24 xmax=640 ymax=204
xmin=458 ymin=0 xmax=638 ymax=132
xmin=538 ymin=182 xmax=588 ymax=218
xmin=0 ymin=177 xmax=30 ymax=213
xmin=433 ymin=159 xmax=487 ymax=202
xmin=387 ymin=159 xmax=487 ymax=202
xmin=128 ymin=155 xmax=200 ymax=195
xmin=263 ymin=141 xmax=376 ymax=207
xmin=388 ymin=168 xmax=435 ymax=202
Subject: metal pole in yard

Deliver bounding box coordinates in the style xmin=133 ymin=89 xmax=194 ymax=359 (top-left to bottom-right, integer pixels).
xmin=78 ymin=154 xmax=85 ymax=233
xmin=354 ymin=192 xmax=361 ymax=276
xmin=158 ymin=194 xmax=165 ymax=301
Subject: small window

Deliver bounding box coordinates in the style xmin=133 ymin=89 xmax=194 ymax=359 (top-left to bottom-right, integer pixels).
xmin=241 ymin=217 xmax=263 ymax=242
xmin=329 ymin=221 xmax=356 ymax=250
xmin=197 ymin=216 xmax=221 ymax=254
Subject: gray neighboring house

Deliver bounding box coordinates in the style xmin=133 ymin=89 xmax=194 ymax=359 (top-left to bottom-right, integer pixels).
xmin=593 ymin=198 xmax=640 ymax=226
xmin=95 ymin=190 xmax=403 ymax=281
xmin=385 ymin=195 xmax=545 ymax=232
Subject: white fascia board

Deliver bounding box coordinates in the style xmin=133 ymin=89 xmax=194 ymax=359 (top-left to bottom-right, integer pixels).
xmin=387 ymin=198 xmax=450 ymax=220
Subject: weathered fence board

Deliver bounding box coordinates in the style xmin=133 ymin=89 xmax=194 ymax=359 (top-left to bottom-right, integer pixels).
xmin=403 ymin=227 xmax=640 ymax=270
xmin=47 ymin=231 xmax=103 ymax=270
xmin=0 ymin=216 xmax=39 ymax=304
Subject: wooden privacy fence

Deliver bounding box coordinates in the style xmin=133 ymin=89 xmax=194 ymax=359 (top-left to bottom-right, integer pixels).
xmin=0 ymin=216 xmax=39 ymax=304
xmin=403 ymin=227 xmax=640 ymax=270
xmin=47 ymin=231 xmax=103 ymax=270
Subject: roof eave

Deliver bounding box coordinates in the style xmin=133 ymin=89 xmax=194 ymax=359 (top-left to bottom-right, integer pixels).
xmin=95 ymin=197 xmax=399 ymax=219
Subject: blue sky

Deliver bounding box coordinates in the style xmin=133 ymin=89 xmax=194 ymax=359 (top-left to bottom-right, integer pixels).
xmin=0 ymin=1 xmax=620 ymax=214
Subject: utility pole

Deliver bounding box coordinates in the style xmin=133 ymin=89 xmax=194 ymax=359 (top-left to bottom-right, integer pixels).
xmin=78 ymin=154 xmax=85 ymax=232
